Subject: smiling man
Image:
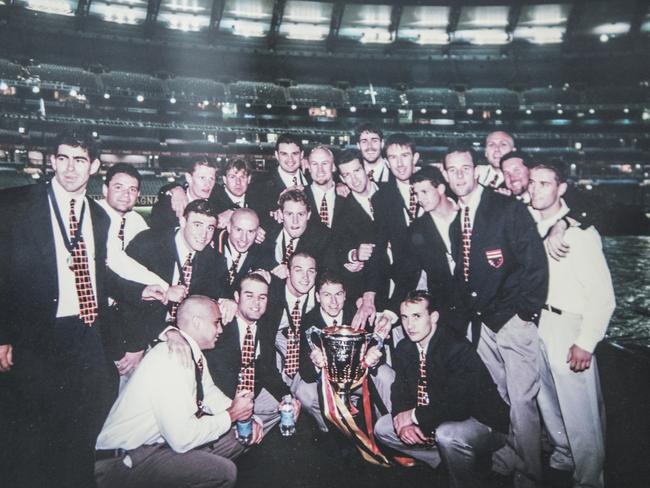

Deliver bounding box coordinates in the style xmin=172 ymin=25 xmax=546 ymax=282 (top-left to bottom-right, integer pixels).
xmin=476 ymin=131 xmax=516 ymax=189
xmin=204 ymin=273 xmax=300 ymax=434
xmin=263 ymin=188 xmax=334 ymax=279
xmin=356 ymin=123 xmax=390 ymax=184
xmin=304 ymin=145 xmax=344 ymax=229
xmin=122 ymin=199 xmax=230 ymax=348
xmin=95 ymin=296 xmax=256 ymax=488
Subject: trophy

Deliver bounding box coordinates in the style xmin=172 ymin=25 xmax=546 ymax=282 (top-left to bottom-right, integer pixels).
xmin=306 ymin=325 xmax=371 ymax=409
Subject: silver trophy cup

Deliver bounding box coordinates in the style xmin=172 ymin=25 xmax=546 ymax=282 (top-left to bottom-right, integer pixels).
xmin=306 ymin=325 xmax=369 ymax=409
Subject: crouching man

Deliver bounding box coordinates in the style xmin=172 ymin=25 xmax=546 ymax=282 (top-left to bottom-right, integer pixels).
xmin=95 ymin=296 xmax=260 ymax=488
xmin=375 ymin=291 xmax=510 ymax=488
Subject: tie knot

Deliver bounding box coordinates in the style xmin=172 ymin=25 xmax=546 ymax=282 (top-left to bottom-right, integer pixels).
xmin=70 ymin=198 xmax=76 ymax=211
xmin=186 ymin=252 xmax=194 ymax=264
xmin=410 ymin=185 xmax=414 ymax=195
xmin=293 ymin=299 xmax=301 ymax=311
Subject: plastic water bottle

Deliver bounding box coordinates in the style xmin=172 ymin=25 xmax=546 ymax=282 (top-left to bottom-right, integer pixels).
xmin=279 ymin=394 xmax=296 ymax=437
xmin=236 ymin=417 xmax=253 ymax=445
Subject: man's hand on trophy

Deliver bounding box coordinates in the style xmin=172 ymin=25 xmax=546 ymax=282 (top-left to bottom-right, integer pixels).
xmin=364 ymin=346 xmax=382 ymax=368
xmin=310 ymin=348 xmax=326 ymax=370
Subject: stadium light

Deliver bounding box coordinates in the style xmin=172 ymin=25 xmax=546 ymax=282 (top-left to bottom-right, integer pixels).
xmin=103 ymin=92 xmax=111 ymax=99
xmin=466 ymin=108 xmax=474 ymax=115
xmin=420 ymin=108 xmax=427 ymax=114
xmin=380 ymin=107 xmax=387 ymax=113
xmin=495 ymin=109 xmax=502 ymax=115
xmin=525 ymin=108 xmax=532 ymax=115
xmin=245 ymin=102 xmax=251 ymax=108
xmin=266 ymin=103 xmax=272 ymax=109
xmin=589 ymin=108 xmax=596 ymax=114
xmin=0 ymin=82 xmax=8 ymax=90
xmin=441 ymin=108 xmax=448 ymax=114
xmin=599 ymin=34 xmax=609 ymax=43
xmin=32 ymin=86 xmax=40 ymax=94
xmin=69 ymin=89 xmax=78 ymax=97
xmin=136 ymin=94 xmax=144 ymax=102
xmin=170 ymin=97 xmax=177 ymax=104
xmin=350 ymin=106 xmax=357 ymax=113
xmin=291 ymin=104 xmax=297 ymax=110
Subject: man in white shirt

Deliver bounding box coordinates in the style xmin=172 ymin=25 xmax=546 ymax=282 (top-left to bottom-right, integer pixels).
xmin=476 ymin=131 xmax=515 ymax=189
xmin=95 ymin=295 xmax=259 ymax=488
xmin=355 ymin=123 xmax=391 ymax=184
xmin=99 ymin=163 xmax=169 ymax=380
xmin=528 ymin=161 xmax=614 ymax=488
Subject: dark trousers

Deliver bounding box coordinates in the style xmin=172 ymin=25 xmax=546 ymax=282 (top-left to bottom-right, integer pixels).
xmin=2 ymin=317 xmax=117 ymax=488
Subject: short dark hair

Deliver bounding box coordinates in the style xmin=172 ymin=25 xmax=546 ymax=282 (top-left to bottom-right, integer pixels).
xmin=53 ymin=128 xmax=100 ymax=162
xmin=499 ymin=150 xmax=533 ymax=170
xmin=410 ymin=165 xmax=446 ymax=187
xmin=355 ymin=123 xmax=384 ymax=143
xmin=443 ymin=144 xmax=477 ymax=169
xmin=288 ymin=251 xmax=316 ymax=269
xmin=275 ymin=133 xmax=303 ymax=153
xmin=383 ymin=133 xmax=416 ymax=156
xmin=189 ymin=156 xmax=218 ymax=174
xmin=222 ymin=158 xmax=251 ymax=176
xmin=238 ymin=271 xmax=270 ymax=292
xmin=316 ymin=270 xmax=346 ymax=293
xmin=529 ymin=160 xmax=569 ymax=184
xmin=183 ymin=198 xmax=218 ymax=219
xmin=105 ymin=163 xmax=142 ymax=189
xmin=335 ymin=148 xmax=364 ymax=170
xmin=278 ymin=188 xmax=311 ymax=212
xmin=402 ymin=290 xmax=437 ymax=314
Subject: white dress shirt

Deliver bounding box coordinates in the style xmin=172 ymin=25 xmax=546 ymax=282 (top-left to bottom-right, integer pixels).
xmin=530 ymin=202 xmax=616 ymax=353
xmin=320 ymin=309 xmax=343 ymax=328
xmin=96 ymin=330 xmax=232 ymax=453
xmin=458 ymin=185 xmax=484 ymax=229
xmin=224 ymin=242 xmax=248 ymax=274
xmin=49 ymin=178 xmax=98 ymax=318
xmin=278 ymin=287 xmax=315 ymax=331
xmin=429 ymin=206 xmax=457 ymax=275
xmin=476 ymin=164 xmax=504 ymax=188
xmin=98 ymin=199 xmax=168 ymax=289
xmin=224 ymin=187 xmax=246 ymax=208
xmin=236 ymin=316 xmax=260 ymax=358
xmin=277 ymin=167 xmax=307 ymax=188
xmin=365 ymin=159 xmax=390 ymax=183
xmin=351 ymin=185 xmax=376 ymax=221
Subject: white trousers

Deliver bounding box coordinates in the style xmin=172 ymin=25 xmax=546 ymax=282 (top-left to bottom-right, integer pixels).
xmin=538 ymin=309 xmax=606 ymax=488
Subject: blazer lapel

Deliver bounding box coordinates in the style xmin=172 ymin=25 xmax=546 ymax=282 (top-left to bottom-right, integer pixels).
xmin=28 ymin=185 xmax=58 ymax=284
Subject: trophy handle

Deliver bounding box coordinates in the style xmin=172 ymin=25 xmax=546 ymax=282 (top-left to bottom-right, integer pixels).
xmin=367 ymin=332 xmax=384 ymax=350
xmin=305 ymin=326 xmax=323 ymax=351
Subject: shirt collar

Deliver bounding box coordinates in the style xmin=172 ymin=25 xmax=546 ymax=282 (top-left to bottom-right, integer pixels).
xmin=174 ymin=229 xmax=194 ymax=262
xmin=224 ymin=187 xmax=245 ymax=206
xmin=177 ymin=329 xmax=203 ymax=358
xmin=320 ymin=309 xmax=343 ymax=327
xmin=98 ymin=198 xmax=126 ymax=220
xmin=530 ymin=199 xmax=571 ymax=237
xmin=460 ymin=184 xmax=483 ymax=213
xmin=278 ymin=167 xmax=303 ymax=187
xmin=51 ymin=177 xmax=87 ymax=211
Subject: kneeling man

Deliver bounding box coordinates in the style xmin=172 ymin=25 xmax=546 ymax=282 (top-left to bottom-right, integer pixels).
xmin=375 ymin=291 xmax=510 ymax=488
xmin=95 ymin=296 xmax=259 ymax=488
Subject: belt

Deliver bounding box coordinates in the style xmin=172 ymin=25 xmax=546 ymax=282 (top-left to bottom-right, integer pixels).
xmin=95 ymin=448 xmax=127 ymax=461
xmin=542 ymin=304 xmax=563 ymax=315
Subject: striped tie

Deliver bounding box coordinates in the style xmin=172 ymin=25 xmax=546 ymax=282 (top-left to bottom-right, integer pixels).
xmin=170 ymin=252 xmax=193 ymax=323
xmin=283 ymin=237 xmax=296 ymax=265
xmin=228 ymin=251 xmax=241 ymax=285
xmin=409 ymin=185 xmax=418 ymax=221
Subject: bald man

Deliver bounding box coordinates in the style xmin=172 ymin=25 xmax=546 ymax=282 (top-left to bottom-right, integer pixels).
xmin=216 ymin=208 xmax=275 ymax=295
xmin=96 ymin=295 xmax=259 ymax=488
xmin=476 ymin=131 xmax=516 ymax=189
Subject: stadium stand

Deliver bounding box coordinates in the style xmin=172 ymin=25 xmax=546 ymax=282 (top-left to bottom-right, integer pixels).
xmin=464 ymin=88 xmax=520 ymax=109
xmin=29 ymin=64 xmax=98 ymax=91
xmin=406 ymin=88 xmax=461 ymax=109
xmin=347 ymin=86 xmax=402 ymax=107
xmin=288 ymin=84 xmax=344 ymax=105
xmin=101 ymin=71 xmax=164 ymax=97
xmin=522 ymin=87 xmax=581 ymax=106
xmin=167 ymin=77 xmax=227 ymax=102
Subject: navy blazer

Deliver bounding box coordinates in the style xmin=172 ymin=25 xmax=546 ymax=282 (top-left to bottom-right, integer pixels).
xmin=449 ymin=189 xmax=548 ymax=332
xmin=0 ymin=183 xmax=144 ymax=349
xmin=123 ymin=228 xmax=229 ymax=348
xmin=391 ymin=324 xmax=510 ymax=436
xmin=304 ymin=184 xmax=346 ymax=230
xmin=369 ymin=179 xmax=420 ymax=312
xmin=203 ymin=317 xmax=289 ymax=401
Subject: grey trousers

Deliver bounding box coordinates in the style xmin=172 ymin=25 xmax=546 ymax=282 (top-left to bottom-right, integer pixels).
xmin=472 ymin=316 xmax=542 ymax=488
xmin=95 ymin=429 xmax=244 ymax=488
xmin=254 ymin=388 xmax=281 ymax=434
xmin=375 ymin=414 xmax=505 ymax=488
xmin=539 ymin=309 xmax=606 ymax=488
xmin=298 ymin=363 xmax=395 ymax=432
